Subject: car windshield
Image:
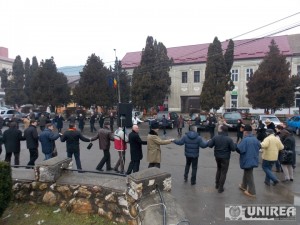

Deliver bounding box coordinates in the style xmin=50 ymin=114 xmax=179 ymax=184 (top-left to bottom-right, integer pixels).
xmin=224 ymin=113 xmax=241 ymax=119
xmin=261 ymin=117 xmax=280 ymax=122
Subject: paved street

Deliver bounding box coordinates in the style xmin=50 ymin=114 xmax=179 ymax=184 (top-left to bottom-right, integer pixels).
xmin=1 ymin=121 xmax=300 ymax=225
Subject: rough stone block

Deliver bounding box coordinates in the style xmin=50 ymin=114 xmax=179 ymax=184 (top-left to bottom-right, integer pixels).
xmin=35 ymin=157 xmax=72 ymax=182
xmin=127 ymin=168 xmax=171 ymax=199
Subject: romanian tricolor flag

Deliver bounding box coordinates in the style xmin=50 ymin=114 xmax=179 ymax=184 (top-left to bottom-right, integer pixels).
xmin=113 ymin=78 xmax=117 ymax=89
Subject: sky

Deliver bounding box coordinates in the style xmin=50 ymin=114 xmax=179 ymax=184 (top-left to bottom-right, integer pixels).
xmin=1 ymin=0 xmax=300 ymax=69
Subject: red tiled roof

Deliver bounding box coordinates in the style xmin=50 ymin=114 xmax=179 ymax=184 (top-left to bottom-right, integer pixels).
xmin=0 ymin=55 xmax=14 ymax=63
xmin=121 ymin=34 xmax=297 ymax=69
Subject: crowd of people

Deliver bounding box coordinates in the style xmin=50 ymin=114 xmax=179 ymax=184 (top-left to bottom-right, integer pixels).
xmin=0 ymin=111 xmax=297 ymax=199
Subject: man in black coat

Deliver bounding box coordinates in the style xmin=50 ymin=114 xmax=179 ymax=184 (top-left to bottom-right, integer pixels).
xmin=98 ymin=112 xmax=105 ymax=128
xmin=2 ymin=122 xmax=25 ymax=165
xmin=24 ymin=119 xmax=39 ymax=167
xmin=208 ymin=125 xmax=236 ymax=193
xmin=60 ymin=123 xmax=90 ymax=171
xmin=126 ymin=125 xmax=147 ymax=175
xmin=90 ymin=112 xmax=97 ymax=132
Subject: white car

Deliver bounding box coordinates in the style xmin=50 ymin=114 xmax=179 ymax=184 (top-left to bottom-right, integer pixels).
xmin=254 ymin=114 xmax=281 ymax=126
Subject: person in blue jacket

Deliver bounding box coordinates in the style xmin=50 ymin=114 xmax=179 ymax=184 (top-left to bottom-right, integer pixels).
xmin=39 ymin=123 xmax=61 ymax=160
xmin=173 ymin=125 xmax=208 ymax=185
xmin=236 ymin=124 xmax=261 ymax=198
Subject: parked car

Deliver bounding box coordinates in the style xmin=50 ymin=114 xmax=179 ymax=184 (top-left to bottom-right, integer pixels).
xmin=189 ymin=113 xmax=207 ymax=131
xmin=223 ymin=112 xmax=242 ymax=129
xmin=253 ymin=114 xmax=281 ymax=126
xmin=26 ymin=111 xmax=51 ymax=120
xmin=1 ymin=109 xmax=24 ymax=125
xmin=286 ymin=115 xmax=300 ymax=135
xmin=156 ymin=111 xmax=178 ymax=129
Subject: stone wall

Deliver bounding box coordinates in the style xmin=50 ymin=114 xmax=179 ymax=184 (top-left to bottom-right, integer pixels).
xmin=11 ymin=157 xmax=187 ymax=225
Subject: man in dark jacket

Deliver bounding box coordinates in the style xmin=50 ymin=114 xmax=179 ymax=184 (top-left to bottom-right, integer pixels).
xmin=236 ymin=125 xmax=261 ymax=197
xmin=126 ymin=125 xmax=147 ymax=175
xmin=208 ymin=125 xmax=236 ymax=193
xmin=207 ymin=113 xmax=217 ymax=139
xmin=38 ymin=113 xmax=48 ymax=131
xmin=90 ymin=112 xmax=97 ymax=132
xmin=39 ymin=123 xmax=61 ymax=160
xmin=24 ymin=119 xmax=39 ymax=167
xmin=91 ymin=121 xmax=114 ymax=171
xmin=173 ymin=125 xmax=208 ymax=185
xmin=2 ymin=122 xmax=25 ymax=165
xmin=60 ymin=123 xmax=90 ymax=171
xmin=98 ymin=112 xmax=105 ymax=128
xmin=55 ymin=113 xmax=64 ymax=132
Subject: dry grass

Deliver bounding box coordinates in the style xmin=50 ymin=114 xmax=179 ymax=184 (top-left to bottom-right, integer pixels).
xmin=1 ymin=202 xmax=127 ymax=225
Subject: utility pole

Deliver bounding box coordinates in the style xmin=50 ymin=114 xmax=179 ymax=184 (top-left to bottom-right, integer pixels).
xmin=114 ymin=49 xmax=121 ymax=103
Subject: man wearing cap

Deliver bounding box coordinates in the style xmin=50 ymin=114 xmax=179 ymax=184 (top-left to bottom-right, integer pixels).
xmin=91 ymin=121 xmax=114 ymax=171
xmin=173 ymin=125 xmax=208 ymax=185
xmin=265 ymin=119 xmax=275 ymax=133
xmin=147 ymin=121 xmax=174 ymax=168
xmin=260 ymin=128 xmax=284 ymax=186
xmin=236 ymin=125 xmax=261 ymax=197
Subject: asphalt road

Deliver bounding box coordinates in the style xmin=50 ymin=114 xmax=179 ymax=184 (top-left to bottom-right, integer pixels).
xmin=1 ymin=121 xmax=300 ymax=225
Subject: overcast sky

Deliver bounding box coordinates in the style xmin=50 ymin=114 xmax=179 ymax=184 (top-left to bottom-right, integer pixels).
xmin=1 ymin=0 xmax=300 ymax=68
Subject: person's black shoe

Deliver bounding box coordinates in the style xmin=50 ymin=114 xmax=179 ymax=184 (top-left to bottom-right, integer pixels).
xmin=191 ymin=181 xmax=196 ymax=185
xmin=114 ymin=168 xmax=119 ymax=173
xmin=218 ymin=188 xmax=224 ymax=193
xmin=184 ymin=177 xmax=187 ymax=182
xmin=215 ymin=184 xmax=219 ymax=189
xmin=290 ymin=178 xmax=294 ymax=182
xmin=96 ymin=168 xmax=103 ymax=172
xmin=272 ymin=180 xmax=279 ymax=186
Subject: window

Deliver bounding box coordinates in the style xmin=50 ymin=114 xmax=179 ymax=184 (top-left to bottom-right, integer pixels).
xmin=182 ymin=72 xmax=187 ymax=83
xmin=231 ymin=95 xmax=238 ymax=108
xmin=246 ymin=68 xmax=253 ymax=81
xmin=194 ymin=71 xmax=200 ymax=83
xmin=297 ymin=65 xmax=300 ymax=76
xmin=231 ymin=69 xmax=239 ymax=82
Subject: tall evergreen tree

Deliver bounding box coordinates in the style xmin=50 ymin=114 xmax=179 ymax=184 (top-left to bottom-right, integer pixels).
xmin=117 ymin=61 xmax=130 ymax=103
xmin=200 ymin=37 xmax=234 ymax=111
xmin=246 ymin=40 xmax=294 ymax=113
xmin=0 ymin=69 xmax=9 ymax=89
xmin=131 ymin=36 xmax=172 ymax=109
xmin=24 ymin=58 xmax=31 ymax=102
xmin=30 ymin=57 xmax=70 ymax=107
xmin=73 ymin=54 xmax=111 ymax=108
xmin=4 ymin=55 xmax=27 ymax=106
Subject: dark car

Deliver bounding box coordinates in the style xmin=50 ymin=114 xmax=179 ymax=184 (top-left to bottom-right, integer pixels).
xmin=156 ymin=111 xmax=178 ymax=129
xmin=189 ymin=113 xmax=207 ymax=131
xmin=26 ymin=111 xmax=51 ymax=120
xmin=223 ymin=112 xmax=242 ymax=129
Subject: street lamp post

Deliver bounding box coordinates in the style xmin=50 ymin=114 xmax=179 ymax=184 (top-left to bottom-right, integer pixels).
xmin=114 ymin=49 xmax=121 ymax=103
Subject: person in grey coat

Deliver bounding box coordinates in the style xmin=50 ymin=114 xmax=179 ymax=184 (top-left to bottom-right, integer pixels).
xmin=173 ymin=126 xmax=208 ymax=185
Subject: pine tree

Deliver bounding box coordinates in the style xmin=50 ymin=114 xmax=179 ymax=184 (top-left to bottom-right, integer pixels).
xmin=200 ymin=37 xmax=234 ymax=111
xmin=4 ymin=55 xmax=27 ymax=106
xmin=117 ymin=61 xmax=130 ymax=103
xmin=30 ymin=57 xmax=70 ymax=107
xmin=24 ymin=58 xmax=31 ymax=101
xmin=131 ymin=36 xmax=172 ymax=109
xmin=73 ymin=54 xmax=111 ymax=108
xmin=246 ymin=39 xmax=294 ymax=112
xmin=0 ymin=69 xmax=9 ymax=89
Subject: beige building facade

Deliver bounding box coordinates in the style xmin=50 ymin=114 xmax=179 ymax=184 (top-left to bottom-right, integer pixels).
xmin=122 ymin=34 xmax=300 ymax=114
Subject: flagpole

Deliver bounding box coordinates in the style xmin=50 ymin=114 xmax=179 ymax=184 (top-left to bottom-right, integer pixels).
xmin=114 ymin=49 xmax=121 ymax=103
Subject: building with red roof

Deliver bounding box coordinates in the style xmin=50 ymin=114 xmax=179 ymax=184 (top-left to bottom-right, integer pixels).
xmin=122 ymin=34 xmax=300 ymax=114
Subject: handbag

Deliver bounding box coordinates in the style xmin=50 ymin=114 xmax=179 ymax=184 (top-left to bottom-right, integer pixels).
xmin=87 ymin=142 xmax=93 ymax=150
xmin=52 ymin=146 xmax=58 ymax=157
xmin=279 ymin=149 xmax=293 ymax=164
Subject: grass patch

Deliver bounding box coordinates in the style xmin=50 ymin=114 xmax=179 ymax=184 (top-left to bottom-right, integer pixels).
xmin=1 ymin=202 xmax=127 ymax=225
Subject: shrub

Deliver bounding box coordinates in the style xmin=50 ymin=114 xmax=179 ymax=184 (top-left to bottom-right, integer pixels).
xmin=0 ymin=161 xmax=12 ymax=217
